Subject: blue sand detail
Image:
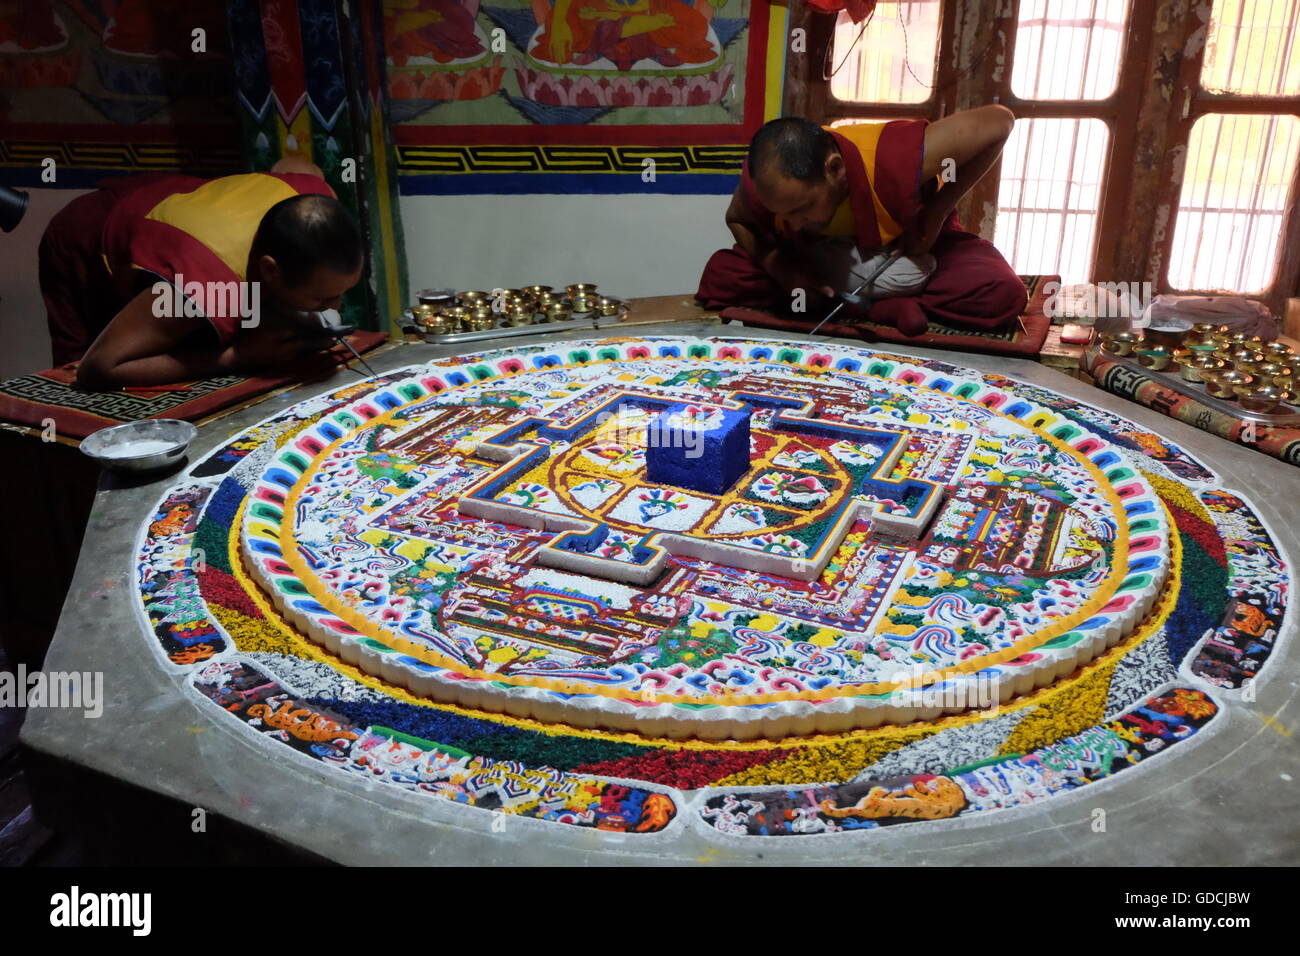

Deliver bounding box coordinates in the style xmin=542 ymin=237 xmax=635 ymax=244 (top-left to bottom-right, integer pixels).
xmin=646 ymin=404 xmax=752 ymax=495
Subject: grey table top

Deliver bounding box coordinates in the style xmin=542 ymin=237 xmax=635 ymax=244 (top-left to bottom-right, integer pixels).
xmin=21 ymin=321 xmax=1300 ymax=865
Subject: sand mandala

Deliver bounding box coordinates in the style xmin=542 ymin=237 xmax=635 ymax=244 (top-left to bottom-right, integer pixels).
xmin=135 ymin=337 xmax=1289 ymax=837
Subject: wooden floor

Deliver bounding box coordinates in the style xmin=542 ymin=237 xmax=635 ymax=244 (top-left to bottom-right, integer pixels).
xmin=0 ymin=643 xmax=82 ymax=866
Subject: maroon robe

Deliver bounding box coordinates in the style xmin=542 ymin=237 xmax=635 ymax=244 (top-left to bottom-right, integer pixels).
xmin=697 ymin=120 xmax=1027 ymax=332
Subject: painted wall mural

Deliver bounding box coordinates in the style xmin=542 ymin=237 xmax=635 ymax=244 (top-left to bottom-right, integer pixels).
xmin=388 ymin=0 xmax=788 ymax=192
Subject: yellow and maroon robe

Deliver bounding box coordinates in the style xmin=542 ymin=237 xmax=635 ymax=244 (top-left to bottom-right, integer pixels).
xmin=697 ymin=119 xmax=1027 ymax=331
xmin=40 ymin=171 xmax=333 ymax=364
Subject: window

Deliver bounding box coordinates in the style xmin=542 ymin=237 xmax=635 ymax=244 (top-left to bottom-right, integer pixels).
xmin=1010 ymin=0 xmax=1130 ymax=101
xmin=1201 ymin=0 xmax=1300 ymax=96
xmin=830 ymin=2 xmax=942 ymax=105
xmin=1167 ymin=114 xmax=1300 ymax=292
xmin=994 ymin=118 xmax=1109 ymax=283
xmin=792 ymin=0 xmax=1300 ymax=310
xmin=1166 ymin=2 xmax=1300 ymax=294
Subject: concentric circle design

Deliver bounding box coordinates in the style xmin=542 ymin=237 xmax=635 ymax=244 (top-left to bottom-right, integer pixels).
xmin=133 ymin=337 xmax=1289 ymax=837
xmin=235 ymin=339 xmax=1170 ymax=739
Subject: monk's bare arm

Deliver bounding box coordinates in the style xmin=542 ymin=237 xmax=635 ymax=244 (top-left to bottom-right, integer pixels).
xmin=76 ymin=290 xmax=227 ymax=390
xmin=76 ymin=287 xmax=336 ymax=390
xmin=904 ymin=104 xmax=1014 ymax=253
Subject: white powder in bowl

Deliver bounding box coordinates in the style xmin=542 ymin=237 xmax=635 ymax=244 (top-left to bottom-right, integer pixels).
xmin=103 ymin=439 xmax=178 ymax=458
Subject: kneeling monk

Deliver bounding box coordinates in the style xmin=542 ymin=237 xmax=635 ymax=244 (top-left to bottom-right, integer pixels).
xmin=40 ymin=157 xmax=365 ymax=390
xmin=697 ymin=107 xmax=1027 ymax=336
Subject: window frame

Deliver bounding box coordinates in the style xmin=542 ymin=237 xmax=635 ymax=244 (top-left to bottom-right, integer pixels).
xmin=786 ymin=0 xmax=1300 ymax=316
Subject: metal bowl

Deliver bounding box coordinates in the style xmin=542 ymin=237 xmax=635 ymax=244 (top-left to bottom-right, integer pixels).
xmin=1143 ymin=318 xmax=1192 ymax=349
xmin=1180 ymin=355 xmax=1224 ymax=383
xmin=1136 ymin=345 xmax=1175 ymax=371
xmin=523 ymin=285 xmax=552 ymax=300
xmin=81 ymin=419 xmax=197 ymax=472
xmin=416 ymin=288 xmax=455 ymax=310
xmin=1228 ymin=348 xmax=1268 ymax=370
xmin=566 ymin=283 xmax=598 ymax=298
xmin=1103 ymin=331 xmax=1139 ymax=356
xmin=1205 ymin=369 xmax=1254 ymax=399
xmin=1239 ymin=385 xmax=1290 ymax=414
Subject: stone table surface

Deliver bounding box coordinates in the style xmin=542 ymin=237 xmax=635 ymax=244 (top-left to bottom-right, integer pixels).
xmin=21 ymin=321 xmax=1300 ymax=865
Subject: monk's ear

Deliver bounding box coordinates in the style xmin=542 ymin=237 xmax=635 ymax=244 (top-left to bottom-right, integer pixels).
xmin=257 ymin=254 xmax=282 ymax=286
xmin=824 ymin=150 xmax=845 ymax=185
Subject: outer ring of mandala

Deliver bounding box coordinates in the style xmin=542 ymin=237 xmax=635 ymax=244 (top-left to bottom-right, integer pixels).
xmin=235 ymin=342 xmax=1170 ymax=739
xmin=132 ymin=337 xmax=1291 ymax=838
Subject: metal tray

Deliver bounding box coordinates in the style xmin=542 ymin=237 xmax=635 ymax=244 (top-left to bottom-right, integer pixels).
xmin=1090 ymin=344 xmax=1300 ymax=424
xmin=405 ymin=310 xmax=611 ymax=345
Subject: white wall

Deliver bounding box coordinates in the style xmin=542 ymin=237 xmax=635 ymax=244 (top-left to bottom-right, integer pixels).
xmin=0 ymin=190 xmax=735 ymax=380
xmin=0 ymin=188 xmax=91 ymax=379
xmin=398 ymin=193 xmax=733 ymax=302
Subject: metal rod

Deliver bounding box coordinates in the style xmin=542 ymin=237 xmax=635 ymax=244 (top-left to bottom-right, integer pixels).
xmin=807 ymin=246 xmax=903 ymax=337
xmin=336 ymin=334 xmax=377 ymax=377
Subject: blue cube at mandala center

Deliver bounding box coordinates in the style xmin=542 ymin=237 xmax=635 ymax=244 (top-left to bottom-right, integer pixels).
xmin=645 ymin=403 xmax=752 ymax=495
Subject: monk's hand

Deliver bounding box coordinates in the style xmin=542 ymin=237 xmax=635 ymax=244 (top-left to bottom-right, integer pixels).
xmin=221 ymin=320 xmax=337 ymax=374
xmin=762 ymin=249 xmax=835 ymax=301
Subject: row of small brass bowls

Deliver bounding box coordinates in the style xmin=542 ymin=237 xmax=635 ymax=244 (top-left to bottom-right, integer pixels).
xmin=412 ymin=284 xmax=622 ymax=334
xmin=1100 ymin=327 xmax=1296 ymax=413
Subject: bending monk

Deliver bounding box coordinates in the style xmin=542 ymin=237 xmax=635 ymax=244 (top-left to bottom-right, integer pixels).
xmin=697 ymin=107 xmax=1027 ymax=336
xmin=39 ymin=157 xmax=364 ymax=389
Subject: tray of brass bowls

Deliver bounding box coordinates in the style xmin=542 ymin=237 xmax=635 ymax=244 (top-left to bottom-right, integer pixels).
xmin=406 ymin=285 xmax=628 ymax=344
xmin=1091 ymin=332 xmax=1300 ymax=424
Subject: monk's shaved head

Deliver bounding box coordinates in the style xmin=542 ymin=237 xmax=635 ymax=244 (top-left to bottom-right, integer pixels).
xmin=252 ymin=194 xmax=364 ymax=287
xmin=747 ymin=117 xmax=848 ymax=233
xmin=749 ymin=117 xmax=837 ymax=184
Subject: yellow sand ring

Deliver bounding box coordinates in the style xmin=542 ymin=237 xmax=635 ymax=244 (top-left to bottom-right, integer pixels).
xmin=238 ymin=338 xmax=1168 ymax=739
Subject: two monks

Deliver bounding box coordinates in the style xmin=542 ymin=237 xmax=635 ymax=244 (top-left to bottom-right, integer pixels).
xmin=697 ymin=106 xmax=1027 ymax=336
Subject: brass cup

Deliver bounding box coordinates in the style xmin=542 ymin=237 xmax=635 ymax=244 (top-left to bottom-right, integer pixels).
xmin=427 ymin=313 xmax=457 ymax=335
xmin=1206 ymin=369 xmax=1254 ymax=399
xmin=1105 ymin=331 xmax=1139 ymax=356
xmin=1239 ymin=385 xmax=1289 ymax=414
xmin=566 ymin=283 xmax=598 ymax=298
xmin=457 ymin=291 xmax=489 ymax=307
xmin=1144 ymin=319 xmax=1192 ymax=349
xmin=597 ymin=296 xmax=623 ymax=317
xmin=1228 ymin=348 xmax=1267 ymax=370
xmin=1254 ymin=361 xmax=1292 ymax=381
xmin=417 ymin=289 xmax=455 ymax=310
xmin=570 ymin=297 xmax=596 ymax=314
xmin=544 ymin=304 xmax=571 ymax=323
xmin=523 ymin=285 xmax=552 ymax=299
xmin=1264 ymin=341 xmax=1294 ymax=361
xmin=1273 ymin=373 xmax=1296 ymax=393
xmin=1189 ymin=323 xmax=1220 ymax=343
xmin=1181 ymin=355 xmax=1224 ymax=383
xmin=1137 ymin=345 xmax=1174 ymax=371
